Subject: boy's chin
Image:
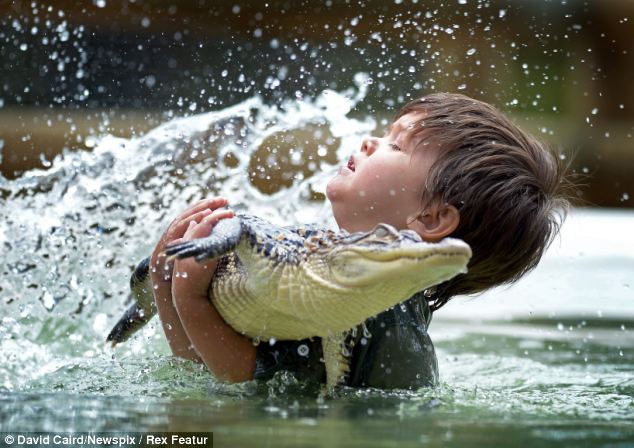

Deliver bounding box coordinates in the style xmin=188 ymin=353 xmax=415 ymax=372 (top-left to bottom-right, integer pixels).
xmin=326 ymin=176 xmax=343 ymax=201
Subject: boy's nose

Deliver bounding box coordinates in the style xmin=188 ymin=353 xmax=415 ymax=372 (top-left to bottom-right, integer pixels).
xmin=361 ymin=137 xmax=379 ymax=155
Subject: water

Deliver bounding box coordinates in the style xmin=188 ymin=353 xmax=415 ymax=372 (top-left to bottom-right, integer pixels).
xmin=1 ymin=84 xmax=633 ymax=447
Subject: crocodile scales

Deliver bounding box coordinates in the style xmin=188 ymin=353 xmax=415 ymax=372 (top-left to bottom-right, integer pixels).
xmin=107 ymin=213 xmax=471 ymax=388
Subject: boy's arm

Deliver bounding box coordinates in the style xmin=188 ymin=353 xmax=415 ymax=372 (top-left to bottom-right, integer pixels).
xmin=151 ymin=256 xmax=203 ymax=363
xmin=150 ymin=198 xmax=228 ymax=361
xmin=149 ymin=197 xmax=256 ymax=382
xmin=171 ymin=211 xmax=256 ymax=383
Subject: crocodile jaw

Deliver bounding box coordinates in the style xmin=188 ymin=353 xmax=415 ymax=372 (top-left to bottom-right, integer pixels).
xmin=327 ymin=237 xmax=471 ymax=288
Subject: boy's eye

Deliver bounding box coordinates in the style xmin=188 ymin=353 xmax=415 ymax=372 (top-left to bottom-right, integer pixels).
xmin=388 ymin=143 xmax=402 ymax=151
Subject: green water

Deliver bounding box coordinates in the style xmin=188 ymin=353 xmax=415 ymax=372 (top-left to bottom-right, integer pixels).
xmin=2 ymin=317 xmax=633 ymax=447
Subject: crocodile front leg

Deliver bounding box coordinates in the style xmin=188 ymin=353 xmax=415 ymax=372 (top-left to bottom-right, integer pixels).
xmin=321 ymin=331 xmax=352 ymax=390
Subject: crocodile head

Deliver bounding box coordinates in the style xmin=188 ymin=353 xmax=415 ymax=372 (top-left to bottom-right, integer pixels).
xmin=325 ymin=223 xmax=471 ymax=291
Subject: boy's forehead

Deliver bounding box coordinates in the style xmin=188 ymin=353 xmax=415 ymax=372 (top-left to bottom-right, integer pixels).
xmin=388 ymin=112 xmax=428 ymax=145
xmin=388 ymin=112 xmax=426 ymax=134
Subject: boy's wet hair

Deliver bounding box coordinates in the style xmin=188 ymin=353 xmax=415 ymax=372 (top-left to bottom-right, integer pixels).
xmin=395 ymin=93 xmax=573 ymax=311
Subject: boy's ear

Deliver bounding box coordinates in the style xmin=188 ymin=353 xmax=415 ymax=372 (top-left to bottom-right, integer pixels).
xmin=407 ymin=202 xmax=460 ymax=242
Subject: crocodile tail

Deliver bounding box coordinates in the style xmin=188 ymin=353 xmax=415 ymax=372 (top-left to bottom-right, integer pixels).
xmin=106 ymin=256 xmax=157 ymax=346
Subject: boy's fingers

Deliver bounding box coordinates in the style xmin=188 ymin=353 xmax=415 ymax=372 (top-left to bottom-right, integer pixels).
xmin=155 ymin=206 xmax=234 ymax=267
xmin=186 ymin=208 xmax=214 ymax=223
xmin=173 ymin=209 xmax=213 ymax=238
xmin=166 ymin=199 xmax=231 ymax=241
xmin=183 ymin=220 xmax=198 ymax=239
xmin=183 ymin=209 xmax=234 ymax=240
xmin=186 ymin=221 xmax=214 ymax=240
xmin=201 ymin=208 xmax=234 ymax=225
xmin=166 ymin=206 xmax=217 ymax=242
xmin=175 ymin=197 xmax=228 ymax=223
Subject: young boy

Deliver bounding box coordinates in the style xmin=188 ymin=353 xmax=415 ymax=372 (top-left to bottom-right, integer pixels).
xmin=149 ymin=93 xmax=569 ymax=389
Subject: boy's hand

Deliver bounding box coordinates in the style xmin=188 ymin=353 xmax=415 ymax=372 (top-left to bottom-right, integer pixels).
xmin=149 ymin=196 xmax=232 ymax=361
xmin=167 ymin=202 xmax=256 ymax=382
xmin=150 ymin=197 xmax=230 ymax=281
xmin=149 ymin=196 xmax=255 ymax=382
xmin=171 ymin=207 xmax=235 ymax=297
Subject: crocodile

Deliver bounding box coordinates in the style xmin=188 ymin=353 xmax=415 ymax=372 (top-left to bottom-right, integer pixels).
xmin=107 ymin=213 xmax=471 ymax=388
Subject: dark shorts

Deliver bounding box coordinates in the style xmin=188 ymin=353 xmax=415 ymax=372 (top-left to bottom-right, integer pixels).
xmin=253 ymin=292 xmax=438 ymax=390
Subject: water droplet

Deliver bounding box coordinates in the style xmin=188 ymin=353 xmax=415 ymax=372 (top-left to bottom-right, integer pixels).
xmin=145 ymin=75 xmax=156 ymax=88
xmin=297 ymin=344 xmax=309 ymax=356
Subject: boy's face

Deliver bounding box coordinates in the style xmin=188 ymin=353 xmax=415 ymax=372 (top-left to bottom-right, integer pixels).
xmin=327 ymin=112 xmax=440 ymax=233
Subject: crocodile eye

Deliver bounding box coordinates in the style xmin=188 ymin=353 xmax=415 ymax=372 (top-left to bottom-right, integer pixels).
xmin=373 ymin=225 xmax=389 ymax=238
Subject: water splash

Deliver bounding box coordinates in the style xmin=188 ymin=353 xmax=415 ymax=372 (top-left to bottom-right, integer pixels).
xmin=0 ymin=80 xmax=374 ymax=394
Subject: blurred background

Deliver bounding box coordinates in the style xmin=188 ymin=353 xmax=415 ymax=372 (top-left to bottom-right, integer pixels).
xmin=1 ymin=0 xmax=632 ymax=207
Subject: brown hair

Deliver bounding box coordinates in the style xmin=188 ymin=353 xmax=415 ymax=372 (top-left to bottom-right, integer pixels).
xmin=395 ymin=93 xmax=572 ymax=311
